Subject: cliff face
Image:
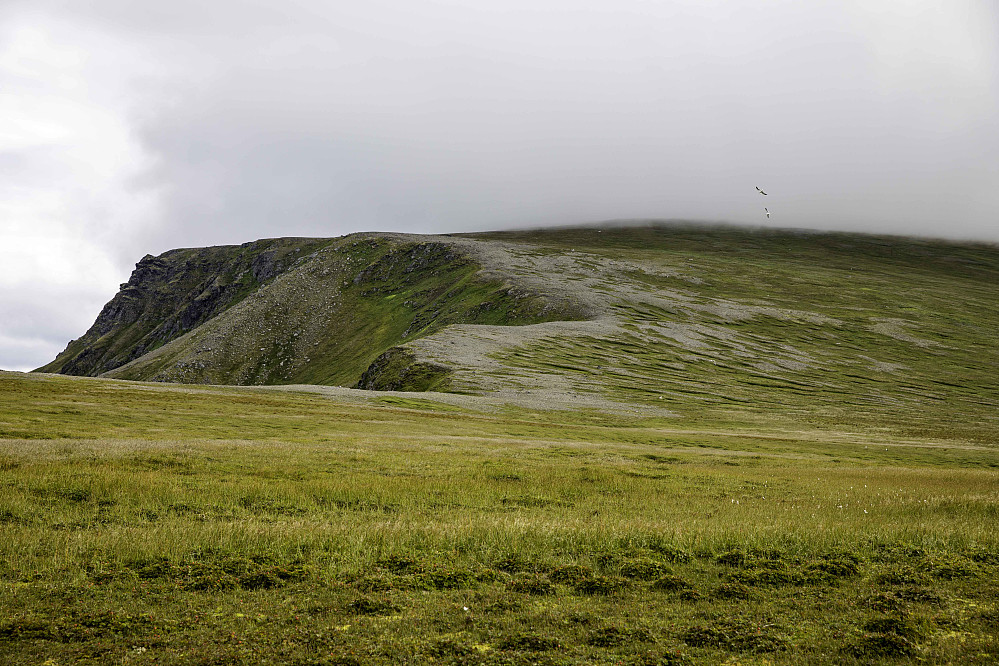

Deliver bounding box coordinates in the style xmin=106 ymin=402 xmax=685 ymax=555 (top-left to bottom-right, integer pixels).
xmin=38 ymin=238 xmax=332 ymax=377
xmin=37 ymin=233 xmax=582 ymax=388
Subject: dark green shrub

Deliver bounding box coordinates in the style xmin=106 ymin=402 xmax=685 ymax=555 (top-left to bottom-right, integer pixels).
xmin=715 ymin=549 xmax=746 ymax=566
xmin=620 ymin=559 xmax=672 ymax=580
xmin=507 ymin=573 xmax=556 ymax=595
xmin=806 ymin=556 xmax=860 ymax=579
xmin=238 ymin=569 xmax=283 ymax=590
xmin=713 ymin=581 xmax=754 ymax=599
xmin=588 ymin=626 xmax=654 ymax=647
xmin=499 ymin=633 xmax=560 ymax=651
xmin=847 ymin=633 xmax=915 ymax=658
xmin=185 ymin=570 xmax=238 ymax=592
xmin=426 ymin=638 xmax=476 ymax=658
xmin=681 ymin=621 xmax=788 ymax=652
xmin=549 ymin=563 xmax=593 ymax=585
xmin=588 ymin=626 xmax=629 ymax=647
xmin=414 ymin=566 xmax=477 ymax=590
xmin=0 ymin=618 xmax=55 ymax=640
xmin=864 ymin=592 xmax=905 ymax=613
xmin=651 ymin=574 xmax=691 ymax=593
xmin=727 ymin=565 xmax=803 ymax=587
xmin=966 ymin=547 xmax=999 ymax=565
xmin=679 ymin=624 xmax=728 ymax=649
xmin=895 ymin=586 xmax=945 ymax=604
xmin=926 ymin=555 xmax=978 ymax=579
xmin=862 ymin=615 xmax=923 ymax=639
xmin=492 ymin=556 xmax=531 ymax=573
xmin=345 ymin=595 xmax=399 ymax=615
xmin=873 ymin=566 xmax=931 ymax=586
xmin=629 ymin=649 xmax=693 ymax=665
xmin=650 ymin=544 xmax=692 ymax=563
xmin=573 ymin=575 xmax=627 ymax=595
xmin=975 ymin=609 xmax=999 ymax=630
xmin=376 ymin=555 xmax=421 ymax=573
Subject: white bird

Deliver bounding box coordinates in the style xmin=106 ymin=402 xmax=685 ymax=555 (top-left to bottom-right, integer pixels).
xmin=765 ymin=207 xmax=770 ymax=219
xmin=756 ymin=186 xmax=768 ymax=195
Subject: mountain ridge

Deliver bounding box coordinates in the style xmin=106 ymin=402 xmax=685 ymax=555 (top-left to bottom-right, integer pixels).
xmin=37 ymin=223 xmax=999 ymax=440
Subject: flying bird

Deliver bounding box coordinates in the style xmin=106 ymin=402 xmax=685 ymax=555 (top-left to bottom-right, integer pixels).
xmin=756 ymin=186 xmax=768 ymax=195
xmin=765 ymin=207 xmax=770 ymax=219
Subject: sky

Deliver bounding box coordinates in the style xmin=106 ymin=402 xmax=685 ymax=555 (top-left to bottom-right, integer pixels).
xmin=1 ymin=1 xmax=997 ymax=372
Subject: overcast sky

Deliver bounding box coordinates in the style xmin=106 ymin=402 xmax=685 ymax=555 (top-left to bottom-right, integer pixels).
xmin=2 ymin=1 xmax=997 ymax=371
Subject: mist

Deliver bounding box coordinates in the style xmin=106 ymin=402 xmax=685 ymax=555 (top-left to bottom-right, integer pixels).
xmin=2 ymin=0 xmax=997 ymax=369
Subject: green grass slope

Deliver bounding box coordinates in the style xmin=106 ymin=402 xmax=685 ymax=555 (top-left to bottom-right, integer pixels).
xmin=7 ymin=223 xmax=999 ymax=663
xmin=41 ymin=223 xmax=999 ymax=425
xmin=412 ymin=224 xmax=997 ymax=442
xmin=1 ymin=371 xmax=998 ymax=664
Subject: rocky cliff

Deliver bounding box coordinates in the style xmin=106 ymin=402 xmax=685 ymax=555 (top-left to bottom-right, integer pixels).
xmin=38 ymin=238 xmax=331 ymax=377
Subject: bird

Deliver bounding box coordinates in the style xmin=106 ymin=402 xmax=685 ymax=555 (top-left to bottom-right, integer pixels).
xmin=756 ymin=186 xmax=768 ymax=195
xmin=765 ymin=207 xmax=770 ymax=219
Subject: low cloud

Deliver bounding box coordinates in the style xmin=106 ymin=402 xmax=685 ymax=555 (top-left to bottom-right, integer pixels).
xmin=2 ymin=0 xmax=997 ymax=370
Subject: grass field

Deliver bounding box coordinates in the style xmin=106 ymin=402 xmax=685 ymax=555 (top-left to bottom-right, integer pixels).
xmin=2 ymin=370 xmax=998 ymax=664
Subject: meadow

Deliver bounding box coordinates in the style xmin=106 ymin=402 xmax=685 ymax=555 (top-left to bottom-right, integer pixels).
xmin=2 ymin=370 xmax=997 ymax=664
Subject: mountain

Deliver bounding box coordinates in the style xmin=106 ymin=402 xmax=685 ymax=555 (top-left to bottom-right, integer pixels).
xmin=37 ymin=232 xmax=584 ymax=389
xmin=37 ymin=223 xmax=999 ymax=441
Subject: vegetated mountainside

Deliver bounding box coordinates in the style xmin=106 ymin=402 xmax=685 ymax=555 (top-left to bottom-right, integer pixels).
xmin=405 ymin=223 xmax=998 ymax=442
xmin=38 ymin=233 xmax=583 ymax=389
xmin=448 ymin=224 xmax=999 ymax=442
xmin=38 ymin=223 xmax=999 ymax=443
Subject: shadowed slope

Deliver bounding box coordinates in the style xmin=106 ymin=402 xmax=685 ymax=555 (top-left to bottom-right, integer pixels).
xmin=36 ymin=237 xmax=333 ymax=376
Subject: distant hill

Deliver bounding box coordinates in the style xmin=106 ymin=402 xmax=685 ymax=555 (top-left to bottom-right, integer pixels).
xmin=38 ymin=223 xmax=999 ymax=442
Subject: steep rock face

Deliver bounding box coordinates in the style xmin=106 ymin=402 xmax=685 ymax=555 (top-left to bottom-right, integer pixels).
xmin=37 ymin=238 xmax=332 ymax=376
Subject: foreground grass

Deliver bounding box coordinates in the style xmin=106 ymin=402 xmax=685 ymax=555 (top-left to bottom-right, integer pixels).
xmin=2 ymin=372 xmax=998 ymax=664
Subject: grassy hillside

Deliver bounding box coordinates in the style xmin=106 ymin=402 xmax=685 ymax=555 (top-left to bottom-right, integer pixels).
xmin=12 ymin=223 xmax=999 ymax=664
xmin=427 ymin=224 xmax=999 ymax=442
xmin=39 ymin=225 xmax=999 ymax=428
xmin=1 ymin=371 xmax=997 ymax=664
